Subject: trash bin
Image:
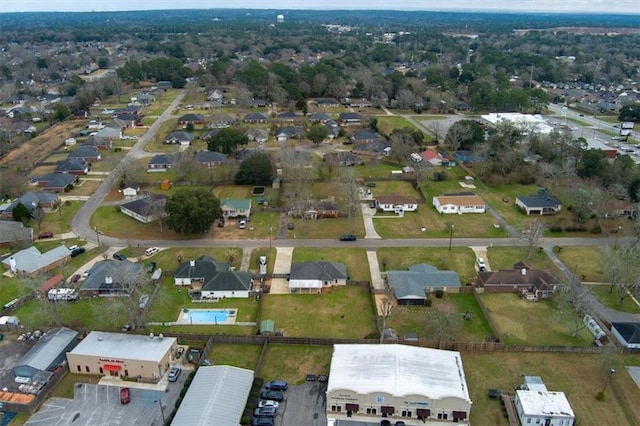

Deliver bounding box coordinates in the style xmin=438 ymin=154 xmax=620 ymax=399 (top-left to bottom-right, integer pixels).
xmin=0 ymin=333 xmax=4 ymax=341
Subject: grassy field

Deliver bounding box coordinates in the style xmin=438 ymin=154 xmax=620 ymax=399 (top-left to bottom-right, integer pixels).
xmin=480 ymin=293 xmax=593 ymax=346
xmin=554 ymin=245 xmax=606 ymax=283
xmin=377 ymin=247 xmax=478 ymax=284
xmin=281 ymin=215 xmax=365 ymax=239
xmin=39 ymin=201 xmax=84 ymax=235
xmin=260 ymin=285 xmax=377 ymax=339
xmin=292 ymin=247 xmax=371 ymax=281
xmin=386 ymin=293 xmax=493 ymax=342
xmin=464 ymin=352 xmax=640 ymax=426
xmin=207 ymin=344 xmax=263 ymax=371
xmin=73 ymin=179 xmax=104 ymax=196
xmin=375 ymin=116 xmax=420 ymax=135
xmin=259 ymin=344 xmax=333 ymax=384
xmin=586 ymin=284 xmax=640 ymax=314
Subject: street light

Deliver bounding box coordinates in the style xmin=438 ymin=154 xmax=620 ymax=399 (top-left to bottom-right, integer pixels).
xmin=614 ymin=225 xmax=621 ymax=249
xmin=94 ymin=227 xmax=101 ymax=247
xmin=269 ymin=224 xmax=273 ymax=249
xmin=155 ymin=399 xmax=166 ymax=425
xmin=448 ymin=224 xmax=455 ymax=251
xmin=601 ymin=368 xmax=616 ymax=394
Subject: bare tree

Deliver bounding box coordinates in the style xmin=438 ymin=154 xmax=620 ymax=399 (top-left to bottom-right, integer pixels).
xmin=226 ymin=248 xmax=240 ymax=267
xmin=427 ymin=310 xmax=463 ymax=349
xmin=555 ymin=282 xmax=592 ymax=337
xmin=537 ymin=161 xmax=575 ymax=194
xmin=521 ymin=218 xmax=546 ymax=259
xmin=603 ymin=244 xmax=640 ymax=306
xmin=17 ymin=273 xmax=63 ymax=328
xmin=32 ymin=206 xmax=45 ymax=230
xmin=378 ymin=288 xmax=396 ymax=343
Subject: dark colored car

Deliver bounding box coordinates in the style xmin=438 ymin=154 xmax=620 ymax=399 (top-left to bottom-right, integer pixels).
xmin=265 ymin=380 xmax=288 ymax=391
xmin=252 ymin=417 xmax=274 ymax=426
xmin=259 ymin=390 xmax=284 ymax=401
xmin=38 ymin=232 xmax=54 ymax=239
xmin=369 ymin=200 xmax=376 ymax=208
xmin=287 ymin=222 xmax=294 ymax=230
xmin=146 ymin=262 xmax=157 ymax=273
xmin=317 ymin=374 xmax=328 ymax=382
xmin=254 ymin=407 xmax=277 ymax=417
xmin=217 ymin=218 xmax=225 ymax=227
xmin=339 ymin=234 xmax=357 ymax=241
xmin=70 ymin=274 xmax=81 ymax=284
xmin=306 ymin=374 xmax=316 ymax=381
xmin=113 ymin=252 xmax=127 ymax=261
xmin=70 ymin=247 xmax=86 ymax=257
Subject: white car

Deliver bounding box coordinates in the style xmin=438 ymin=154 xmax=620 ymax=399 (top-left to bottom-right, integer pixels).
xmin=258 ymin=400 xmax=279 ymax=409
xmin=477 ymin=257 xmax=486 ymax=269
xmin=145 ymin=247 xmax=160 ymax=256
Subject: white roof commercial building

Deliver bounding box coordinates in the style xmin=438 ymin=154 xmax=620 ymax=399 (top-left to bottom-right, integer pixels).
xmin=66 ymin=331 xmax=178 ymax=382
xmin=172 ymin=365 xmax=254 ymax=426
xmin=326 ymin=344 xmax=471 ymax=424
xmin=481 ymin=112 xmax=554 ymax=134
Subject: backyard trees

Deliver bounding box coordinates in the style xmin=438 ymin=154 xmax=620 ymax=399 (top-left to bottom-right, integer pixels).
xmin=603 ymin=244 xmax=640 ymax=307
xmin=521 ymin=218 xmax=546 ymax=259
xmin=555 ymin=282 xmax=592 ymax=337
xmin=444 ymin=119 xmax=484 ymax=151
xmin=207 ymin=127 xmax=248 ymax=154
xmin=235 ymin=152 xmax=274 ymax=186
xmin=165 ymin=189 xmax=221 ymax=234
xmin=307 ymin=123 xmax=329 ymax=146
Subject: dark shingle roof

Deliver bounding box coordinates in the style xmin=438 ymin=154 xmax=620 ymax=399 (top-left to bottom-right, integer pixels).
xmin=55 ymin=158 xmax=88 ymax=172
xmin=290 ymin=262 xmax=347 ymax=281
xmin=120 ymin=194 xmax=167 ymax=216
xmin=195 ymin=151 xmax=227 ymax=164
xmin=175 ymin=256 xmax=251 ymax=292
xmin=516 ymin=195 xmax=561 ymax=208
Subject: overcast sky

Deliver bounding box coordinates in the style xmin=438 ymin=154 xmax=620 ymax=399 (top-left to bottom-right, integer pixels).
xmin=1 ymin=0 xmax=638 ymax=14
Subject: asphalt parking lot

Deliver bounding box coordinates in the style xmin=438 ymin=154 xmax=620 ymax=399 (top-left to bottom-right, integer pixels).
xmin=0 ymin=337 xmax=33 ymax=391
xmin=277 ymin=381 xmax=328 ymax=426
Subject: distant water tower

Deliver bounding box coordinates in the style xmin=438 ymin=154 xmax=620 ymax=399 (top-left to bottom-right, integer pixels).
xmin=277 ymin=14 xmax=284 ymax=23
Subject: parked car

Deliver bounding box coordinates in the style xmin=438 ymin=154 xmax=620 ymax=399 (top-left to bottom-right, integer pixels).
xmin=317 ymin=374 xmax=328 ymax=382
xmin=146 ymin=262 xmax=157 ymax=274
xmin=265 ymin=380 xmax=288 ymax=391
xmin=259 ymin=391 xmax=284 ymax=401
xmin=258 ymin=400 xmax=279 ymax=409
xmin=38 ymin=232 xmax=54 ymax=239
xmin=369 ymin=200 xmax=376 ymax=208
xmin=113 ymin=252 xmax=127 ymax=261
xmin=145 ymin=247 xmax=159 ymax=256
xmin=339 ymin=234 xmax=357 ymax=241
xmin=251 ymin=416 xmax=274 ymax=426
xmin=168 ymin=367 xmax=181 ymax=382
xmin=287 ymin=222 xmax=294 ymax=230
xmin=217 ymin=217 xmax=225 ymax=227
xmin=254 ymin=407 xmax=277 ymax=417
xmin=306 ymin=374 xmax=317 ymax=381
xmin=239 ymin=219 xmax=247 ymax=229
xmin=70 ymin=274 xmax=81 ymax=284
xmin=70 ymin=247 xmax=86 ymax=257
xmin=477 ymin=257 xmax=486 ymax=269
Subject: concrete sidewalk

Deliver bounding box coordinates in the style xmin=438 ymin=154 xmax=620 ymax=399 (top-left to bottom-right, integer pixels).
xmin=270 ymin=247 xmax=293 ymax=294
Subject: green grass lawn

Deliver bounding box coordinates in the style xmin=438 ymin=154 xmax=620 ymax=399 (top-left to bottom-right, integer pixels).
xmin=375 ymin=116 xmax=420 ymax=135
xmin=480 ymin=293 xmax=593 ymax=346
xmin=292 ymin=247 xmax=371 ymax=281
xmin=386 ymin=293 xmax=493 ymax=342
xmin=249 ymin=248 xmax=277 ymax=275
xmin=260 ymin=285 xmax=377 ymax=339
xmin=554 ymin=245 xmax=606 ymax=283
xmin=258 ymin=344 xmax=333 ymax=384
xmin=586 ymin=284 xmax=640 ymax=314
xmin=282 ymin=215 xmax=365 ymax=239
xmin=208 ymin=344 xmax=263 ymax=371
xmin=352 ymin=160 xmax=404 ymax=180
xmin=464 ymin=352 xmax=640 ymax=426
xmin=39 ymin=201 xmax=83 ymax=235
xmin=377 ymin=247 xmax=478 ymax=284
xmin=486 ymin=246 xmax=562 ymax=277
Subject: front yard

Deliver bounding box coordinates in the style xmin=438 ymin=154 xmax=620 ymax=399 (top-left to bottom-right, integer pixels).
xmin=377 ymin=247 xmax=478 ymax=284
xmin=292 ymin=247 xmax=371 ymax=282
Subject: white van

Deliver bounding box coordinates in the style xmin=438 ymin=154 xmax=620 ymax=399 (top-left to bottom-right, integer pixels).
xmin=410 ymin=153 xmax=422 ymax=163
xmin=145 ymin=247 xmax=160 ymax=256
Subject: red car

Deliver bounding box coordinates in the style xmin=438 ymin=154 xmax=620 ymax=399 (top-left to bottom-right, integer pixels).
xmin=70 ymin=274 xmax=81 ymax=284
xmin=38 ymin=232 xmax=54 ymax=239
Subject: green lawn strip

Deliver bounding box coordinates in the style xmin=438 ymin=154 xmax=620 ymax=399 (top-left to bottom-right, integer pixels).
xmin=463 ymin=352 xmax=640 ymax=426
xmin=39 ymin=201 xmax=84 ymax=235
xmin=89 ymin=151 xmax=126 ymax=172
xmin=595 ymin=116 xmax=620 ymax=124
xmin=49 ymin=374 xmax=103 ymax=399
xmin=377 ymin=247 xmax=477 ymax=285
xmin=375 ymin=116 xmax=419 ymax=134
xmin=352 ymin=161 xmax=404 ymax=180
xmin=260 ymin=286 xmax=377 ymax=339
xmin=207 ymin=344 xmax=263 ymax=371
xmin=480 ymin=293 xmax=592 ymax=346
xmin=212 ymin=184 xmax=253 ymax=198
xmin=259 ymin=344 xmax=333 ymax=384
xmin=292 ymin=247 xmax=371 ymax=281
xmin=554 ymin=245 xmax=606 ymax=283
xmin=282 ymin=215 xmax=365 ymax=239
xmin=586 ymin=284 xmax=640 ymax=314
xmin=249 ymin=248 xmax=277 ymax=275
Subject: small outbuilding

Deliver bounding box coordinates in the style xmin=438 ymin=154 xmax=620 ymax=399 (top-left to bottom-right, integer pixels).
xmin=259 ymin=320 xmax=275 ymax=336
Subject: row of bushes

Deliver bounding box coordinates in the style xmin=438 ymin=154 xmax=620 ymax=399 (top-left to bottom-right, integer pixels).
xmin=549 ymin=224 xmax=602 ymax=233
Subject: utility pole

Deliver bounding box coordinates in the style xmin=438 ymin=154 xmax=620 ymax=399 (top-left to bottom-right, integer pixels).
xmin=448 ymin=224 xmax=455 ymax=251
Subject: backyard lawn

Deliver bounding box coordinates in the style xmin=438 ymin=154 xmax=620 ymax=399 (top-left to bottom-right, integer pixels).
xmin=464 ymin=352 xmax=640 ymax=426
xmin=480 ymin=293 xmax=593 ymax=346
xmin=292 ymin=247 xmax=371 ymax=282
xmin=377 ymin=247 xmax=478 ymax=284
xmin=486 ymin=246 xmax=562 ymax=277
xmin=586 ymin=284 xmax=640 ymax=314
xmin=259 ymin=344 xmax=333 ymax=384
xmin=555 ymin=245 xmax=606 ymax=283
xmin=260 ymin=285 xmax=377 ymax=339
xmin=207 ymin=344 xmax=263 ymax=372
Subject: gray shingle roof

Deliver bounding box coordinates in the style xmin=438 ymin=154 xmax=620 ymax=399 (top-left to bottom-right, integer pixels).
xmin=120 ymin=194 xmax=167 ymax=216
xmin=387 ymin=264 xmax=461 ymax=299
xmin=2 ymin=245 xmax=70 ymax=274
xmin=516 ymin=195 xmax=561 ymax=208
xmin=290 ymin=262 xmax=348 ymax=281
xmin=175 ymin=256 xmax=251 ymax=292
xmin=194 ymin=151 xmax=227 ymax=164
xmin=80 ymin=260 xmax=143 ymax=293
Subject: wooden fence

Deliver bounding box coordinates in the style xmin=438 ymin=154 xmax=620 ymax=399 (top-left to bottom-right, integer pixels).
xmin=473 ymin=290 xmax=503 ymax=342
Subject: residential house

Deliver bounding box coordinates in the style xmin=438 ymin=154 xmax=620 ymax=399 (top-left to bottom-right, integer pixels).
xmin=325 ymin=120 xmax=340 ymax=139
xmin=516 ymin=195 xmax=562 ymax=216
xmin=386 ymin=263 xmax=462 ymax=305
xmin=476 ymin=262 xmax=559 ymax=300
xmin=220 ymin=198 xmax=252 ymax=219
xmin=0 ymin=221 xmax=33 ymax=247
xmin=338 ymin=112 xmax=363 ymax=126
xmin=201 ymin=129 xmax=220 ymax=141
xmin=68 ymin=146 xmax=101 ymax=162
xmin=0 ymin=192 xmax=60 ymax=219
xmin=147 ymin=154 xmax=174 ymax=172
xmin=121 ymin=185 xmax=140 ymax=197
xmin=55 ymin=159 xmax=89 ymax=175
xmin=94 ymin=127 xmax=123 ymax=140
xmin=156 ymin=81 xmax=173 ymax=90
xmin=433 ymin=193 xmax=486 ymax=214
xmin=104 ymin=118 xmax=128 ymax=131
xmin=251 ymin=99 xmax=267 ymax=108
xmin=289 ymin=261 xmax=348 ymax=294
xmin=120 ymin=194 xmax=167 ymax=223
xmin=210 ymin=113 xmax=236 ymax=128
xmin=610 ymin=323 xmax=640 ymax=349
xmin=308 ymin=112 xmax=332 ymax=123
xmin=109 ymin=114 xmax=136 ymax=128
xmin=32 ymin=173 xmax=78 ymax=193
xmin=593 ymin=199 xmax=635 ymax=218
xmin=514 ymin=377 xmax=575 ymax=426
xmin=80 ymin=260 xmax=144 ymax=297
xmin=287 ymin=199 xmax=340 ymax=220
xmin=323 ymin=151 xmax=363 ymax=166
xmin=165 ymin=131 xmax=194 ymax=146
xmin=275 ymin=111 xmax=302 ymax=123
xmin=134 ymin=93 xmax=155 ymax=105
xmin=454 ymin=150 xmax=482 ymax=163
xmin=2 ymin=245 xmax=70 ymax=276
xmin=174 ymin=256 xmax=252 ymax=300
xmin=419 ymin=149 xmax=443 ymax=166
xmin=439 ymin=151 xmax=456 ymax=166
xmin=275 ymin=126 xmax=305 ymax=142
xmin=376 ymin=195 xmax=418 ymax=214
xmin=243 ymin=112 xmax=269 ymax=124
xmin=82 ymin=135 xmax=112 ymax=151
xmin=344 ymin=98 xmax=372 ymax=108
xmin=350 ymin=130 xmax=384 ymax=144
xmin=244 ymin=128 xmax=269 ymax=144
xmin=194 ymin=151 xmax=227 ymax=168
xmin=352 ymin=140 xmax=390 ymax=156
xmin=313 ymin=98 xmax=340 ymax=108
xmin=14 ymin=122 xmax=37 ymax=134
xmin=177 ymin=114 xmax=205 ymax=126
xmin=206 ymin=89 xmax=225 ymax=102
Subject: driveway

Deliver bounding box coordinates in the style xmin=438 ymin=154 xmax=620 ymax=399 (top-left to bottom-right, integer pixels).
xmin=360 ymin=203 xmax=381 ymax=239
xmin=270 ymin=247 xmax=293 ymax=294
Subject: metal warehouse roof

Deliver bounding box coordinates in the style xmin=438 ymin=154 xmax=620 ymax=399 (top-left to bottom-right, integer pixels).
xmin=15 ymin=327 xmax=78 ymax=373
xmin=328 ymin=344 xmax=471 ymax=402
xmin=171 ymin=365 xmax=254 ymax=426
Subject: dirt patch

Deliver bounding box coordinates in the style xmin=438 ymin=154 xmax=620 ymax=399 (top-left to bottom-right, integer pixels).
xmin=0 ymin=120 xmax=84 ymax=170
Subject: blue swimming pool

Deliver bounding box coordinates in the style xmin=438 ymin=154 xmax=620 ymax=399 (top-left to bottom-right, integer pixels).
xmin=183 ymin=309 xmax=236 ymax=324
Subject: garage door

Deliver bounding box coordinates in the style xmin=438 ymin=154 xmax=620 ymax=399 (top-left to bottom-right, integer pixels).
xmin=345 ymin=403 xmax=359 ymax=412
xmin=381 ymin=406 xmax=395 ymax=415
xmin=417 ymin=408 xmax=431 ymax=417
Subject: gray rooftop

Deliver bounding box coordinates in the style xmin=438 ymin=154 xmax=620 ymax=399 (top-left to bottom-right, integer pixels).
xmin=70 ymin=331 xmax=176 ymax=362
xmin=2 ymin=245 xmax=70 ymax=274
xmin=290 ymin=261 xmax=348 ymax=281
xmin=15 ymin=327 xmax=78 ymax=374
xmin=387 ymin=263 xmax=461 ymax=299
xmin=80 ymin=260 xmax=143 ymax=293
xmin=517 ymin=195 xmax=561 ymax=208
